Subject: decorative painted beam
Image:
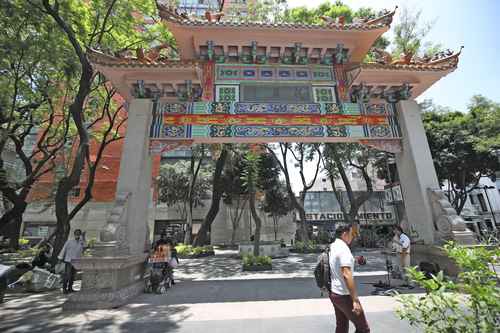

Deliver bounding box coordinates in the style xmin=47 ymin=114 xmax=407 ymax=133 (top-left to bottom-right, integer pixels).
xmin=163 ymin=114 xmax=388 ymax=126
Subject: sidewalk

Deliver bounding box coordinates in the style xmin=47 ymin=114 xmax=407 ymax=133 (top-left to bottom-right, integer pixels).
xmin=175 ymin=248 xmax=393 ymax=281
xmin=0 ymin=250 xmax=420 ymax=333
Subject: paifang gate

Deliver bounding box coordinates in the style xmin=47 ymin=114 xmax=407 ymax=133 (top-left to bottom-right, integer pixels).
xmin=67 ymin=4 xmax=476 ymax=310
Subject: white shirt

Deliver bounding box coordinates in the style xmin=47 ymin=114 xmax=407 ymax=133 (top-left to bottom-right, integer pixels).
xmin=329 ymin=239 xmax=355 ymax=295
xmin=399 ymin=233 xmax=411 ymax=253
xmin=58 ymin=239 xmax=85 ymax=263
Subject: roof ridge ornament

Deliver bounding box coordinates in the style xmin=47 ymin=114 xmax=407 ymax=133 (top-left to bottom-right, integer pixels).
xmin=368 ymin=45 xmax=463 ymax=70
xmin=365 ymin=6 xmax=398 ymax=26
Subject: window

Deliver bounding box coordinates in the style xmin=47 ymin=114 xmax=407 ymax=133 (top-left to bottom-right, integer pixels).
xmin=241 ymin=84 xmax=312 ymax=103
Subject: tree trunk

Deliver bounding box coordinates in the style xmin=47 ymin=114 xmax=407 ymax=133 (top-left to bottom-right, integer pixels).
xmin=0 ymin=201 xmax=27 ymax=250
xmin=7 ymin=215 xmax=23 ymax=250
xmin=184 ymin=206 xmax=193 ymax=244
xmin=297 ymin=192 xmax=311 ymax=241
xmin=192 ymin=147 xmax=228 ymax=247
xmin=51 ymin=178 xmax=74 ymax=262
xmin=249 ymin=191 xmax=262 ymax=256
xmin=230 ymin=223 xmax=237 ymax=245
xmin=273 ymin=215 xmax=278 ymax=241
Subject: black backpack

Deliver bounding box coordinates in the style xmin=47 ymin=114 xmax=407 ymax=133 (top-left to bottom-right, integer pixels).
xmin=314 ymin=246 xmax=331 ymax=295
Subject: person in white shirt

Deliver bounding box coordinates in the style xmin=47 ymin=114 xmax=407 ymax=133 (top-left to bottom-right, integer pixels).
xmin=394 ymin=226 xmax=411 ymax=284
xmin=328 ymin=225 xmax=370 ymax=333
xmin=58 ymin=229 xmax=85 ymax=294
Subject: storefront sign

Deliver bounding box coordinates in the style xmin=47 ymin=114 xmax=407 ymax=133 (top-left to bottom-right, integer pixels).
xmin=303 ymin=211 xmax=394 ymax=225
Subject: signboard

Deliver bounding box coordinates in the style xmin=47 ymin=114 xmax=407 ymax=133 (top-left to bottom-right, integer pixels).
xmin=302 ymin=211 xmax=395 ymax=226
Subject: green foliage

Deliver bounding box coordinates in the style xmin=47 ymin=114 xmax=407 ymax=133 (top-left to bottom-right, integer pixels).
xmin=15 ymin=247 xmax=38 ymax=258
xmin=392 ymin=7 xmax=437 ymax=56
xmin=158 ymin=157 xmax=211 ymax=215
xmin=467 ymin=95 xmax=500 ymax=152
xmin=422 ymin=98 xmax=500 ymax=214
xmin=397 ymin=243 xmax=500 ymax=332
xmin=242 ymin=254 xmax=272 ymax=266
xmin=262 ymin=181 xmax=293 ymax=218
xmin=18 ymin=238 xmax=29 ymax=246
xmin=175 ymin=244 xmax=213 ymax=256
xmin=293 ymin=240 xmax=322 ymax=252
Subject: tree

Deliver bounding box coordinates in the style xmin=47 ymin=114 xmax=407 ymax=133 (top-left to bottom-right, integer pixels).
xmin=422 ymin=99 xmax=500 ymax=215
xmin=392 ymin=6 xmax=441 ymax=58
xmin=222 ymin=150 xmax=248 ymax=245
xmin=193 ymin=144 xmax=229 ymax=246
xmin=24 ymin=0 xmax=172 ymax=258
xmin=322 ymin=143 xmax=377 ymax=226
xmin=241 ymin=151 xmax=262 ymax=256
xmin=0 ymin=1 xmax=78 ymax=248
xmin=262 ymin=181 xmax=293 ymax=241
xmin=185 ymin=145 xmax=207 ymax=244
xmin=467 ymin=95 xmax=500 ymax=152
xmin=158 ymin=158 xmax=211 ymax=242
xmin=267 ymin=143 xmax=322 ymax=241
xmin=241 ymin=148 xmax=281 ymax=255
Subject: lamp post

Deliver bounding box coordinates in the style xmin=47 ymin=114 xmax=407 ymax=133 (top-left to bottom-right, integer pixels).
xmin=480 ymin=185 xmax=497 ymax=226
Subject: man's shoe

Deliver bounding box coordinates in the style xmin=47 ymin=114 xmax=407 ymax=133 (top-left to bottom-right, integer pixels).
xmin=63 ymin=290 xmax=69 ymax=294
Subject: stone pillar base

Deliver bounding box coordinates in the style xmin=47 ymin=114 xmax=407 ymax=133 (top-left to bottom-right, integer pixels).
xmin=64 ymin=254 xmax=147 ymax=310
xmin=451 ymin=230 xmax=477 ymax=245
xmin=412 ymin=244 xmax=459 ymax=276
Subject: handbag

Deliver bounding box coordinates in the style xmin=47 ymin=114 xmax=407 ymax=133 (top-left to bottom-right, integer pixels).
xmin=168 ymin=258 xmax=178 ymax=268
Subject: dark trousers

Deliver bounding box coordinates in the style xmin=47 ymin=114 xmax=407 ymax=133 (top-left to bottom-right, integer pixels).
xmin=63 ymin=262 xmax=76 ymax=292
xmin=329 ymin=292 xmax=370 ymax=333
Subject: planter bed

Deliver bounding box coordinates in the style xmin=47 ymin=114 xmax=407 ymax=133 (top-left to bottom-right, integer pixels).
xmin=242 ymin=264 xmax=272 ymax=272
xmin=289 ymin=248 xmax=324 ymax=254
xmin=178 ymin=251 xmax=215 ymax=259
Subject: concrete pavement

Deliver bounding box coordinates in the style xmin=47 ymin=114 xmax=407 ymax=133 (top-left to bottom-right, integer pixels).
xmin=0 ymin=250 xmax=420 ymax=333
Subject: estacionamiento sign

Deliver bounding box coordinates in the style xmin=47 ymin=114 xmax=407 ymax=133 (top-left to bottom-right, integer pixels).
xmin=302 ymin=212 xmax=394 ymax=225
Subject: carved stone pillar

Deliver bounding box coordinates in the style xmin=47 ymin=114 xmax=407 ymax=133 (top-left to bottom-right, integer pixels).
xmin=395 ymin=100 xmax=476 ymax=275
xmin=64 ymin=99 xmax=153 ymax=310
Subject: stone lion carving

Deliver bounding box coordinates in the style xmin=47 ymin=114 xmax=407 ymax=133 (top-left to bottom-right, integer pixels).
xmin=98 ymin=192 xmax=131 ymax=254
xmin=428 ymin=189 xmax=476 ymax=245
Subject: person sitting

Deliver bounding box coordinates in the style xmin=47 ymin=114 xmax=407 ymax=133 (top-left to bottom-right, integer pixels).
xmin=32 ymin=243 xmax=52 ymax=270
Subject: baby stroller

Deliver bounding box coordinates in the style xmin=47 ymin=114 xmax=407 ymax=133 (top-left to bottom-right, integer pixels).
xmin=145 ymin=260 xmax=173 ymax=294
xmin=145 ymin=244 xmax=174 ymax=294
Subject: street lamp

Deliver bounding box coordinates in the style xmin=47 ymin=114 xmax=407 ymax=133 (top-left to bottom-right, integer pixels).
xmin=479 ymin=185 xmax=497 ymax=226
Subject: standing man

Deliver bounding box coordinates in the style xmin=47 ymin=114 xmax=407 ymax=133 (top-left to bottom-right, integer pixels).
xmin=329 ymin=225 xmax=370 ymax=333
xmin=58 ymin=229 xmax=85 ymax=294
xmin=394 ymin=226 xmax=411 ymax=284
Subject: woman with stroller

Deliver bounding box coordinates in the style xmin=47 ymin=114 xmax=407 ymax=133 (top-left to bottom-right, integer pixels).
xmin=147 ymin=232 xmax=179 ymax=292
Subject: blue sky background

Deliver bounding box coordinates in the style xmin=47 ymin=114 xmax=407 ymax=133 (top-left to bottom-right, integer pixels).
xmin=288 ymin=0 xmax=500 ymax=111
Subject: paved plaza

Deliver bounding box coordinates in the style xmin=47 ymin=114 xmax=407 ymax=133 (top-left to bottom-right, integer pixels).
xmin=0 ymin=250 xmax=420 ymax=333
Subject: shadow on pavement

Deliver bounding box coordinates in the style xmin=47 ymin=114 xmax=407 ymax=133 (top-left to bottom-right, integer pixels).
xmin=158 ymin=275 xmax=416 ymax=305
xmin=0 ymin=290 xmax=190 ymax=333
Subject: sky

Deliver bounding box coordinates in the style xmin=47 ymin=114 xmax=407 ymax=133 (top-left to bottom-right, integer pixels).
xmin=287 ymin=0 xmax=500 ymax=111
xmin=282 ymin=0 xmax=500 ymax=192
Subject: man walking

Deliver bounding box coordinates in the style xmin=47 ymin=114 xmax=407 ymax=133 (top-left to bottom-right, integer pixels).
xmin=329 ymin=225 xmax=370 ymax=333
xmin=58 ymin=229 xmax=85 ymax=294
xmin=394 ymin=226 xmax=411 ymax=285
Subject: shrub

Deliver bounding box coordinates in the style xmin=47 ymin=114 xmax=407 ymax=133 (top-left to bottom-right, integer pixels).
xmin=292 ymin=240 xmax=321 ymax=253
xmin=18 ymin=238 xmax=30 ymax=248
xmin=242 ymin=254 xmax=272 ymax=267
xmin=16 ymin=247 xmax=38 ymax=258
xmin=175 ymin=244 xmax=214 ymax=256
xmin=396 ymin=242 xmax=500 ymax=333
